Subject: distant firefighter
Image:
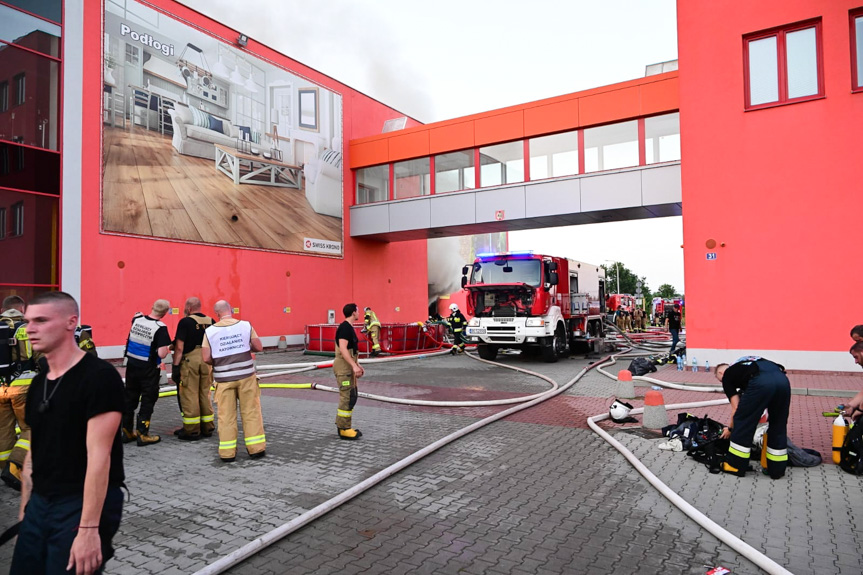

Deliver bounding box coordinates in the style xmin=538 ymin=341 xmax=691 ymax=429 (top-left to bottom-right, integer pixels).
xmin=364 ymin=306 xmax=382 ymax=357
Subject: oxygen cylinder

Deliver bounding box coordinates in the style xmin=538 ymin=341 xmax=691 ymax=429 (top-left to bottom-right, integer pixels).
xmin=833 ymin=412 xmax=848 ymax=464
xmin=760 ymin=432 xmax=768 ymax=469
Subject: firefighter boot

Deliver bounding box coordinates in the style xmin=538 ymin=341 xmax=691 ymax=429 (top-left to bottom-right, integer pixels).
xmin=1 ymin=462 xmax=22 ymax=491
xmin=136 ymin=420 xmax=161 ymax=446
xmin=337 ymin=427 xmax=363 ymax=440
xmin=121 ymin=428 xmax=138 ymax=444
xmin=721 ymin=461 xmax=748 ymax=477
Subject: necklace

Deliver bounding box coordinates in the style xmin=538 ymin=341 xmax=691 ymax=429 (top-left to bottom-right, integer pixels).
xmin=39 ymin=374 xmax=64 ymax=414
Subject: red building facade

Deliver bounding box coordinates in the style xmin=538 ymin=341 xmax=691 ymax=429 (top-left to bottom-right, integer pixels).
xmin=678 ymin=1 xmax=863 ymax=369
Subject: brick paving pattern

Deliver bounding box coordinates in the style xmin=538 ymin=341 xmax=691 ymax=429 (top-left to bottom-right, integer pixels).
xmin=0 ymin=348 xmax=859 ymax=574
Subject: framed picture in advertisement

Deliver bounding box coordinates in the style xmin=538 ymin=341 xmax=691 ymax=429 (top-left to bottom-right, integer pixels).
xmin=298 ymin=87 xmax=319 ymax=131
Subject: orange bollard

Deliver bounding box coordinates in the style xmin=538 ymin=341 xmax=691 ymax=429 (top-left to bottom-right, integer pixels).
xmin=616 ymin=370 xmax=635 ymax=399
xmin=278 ymin=335 xmax=287 ymax=349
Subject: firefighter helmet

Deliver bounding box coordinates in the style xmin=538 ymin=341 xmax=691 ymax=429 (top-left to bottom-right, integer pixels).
xmin=449 ymin=303 xmax=459 ymax=312
xmin=609 ymin=399 xmax=634 ymax=421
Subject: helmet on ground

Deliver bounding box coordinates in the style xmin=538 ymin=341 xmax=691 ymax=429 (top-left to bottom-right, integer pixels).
xmin=449 ymin=303 xmax=459 ymax=312
xmin=609 ymin=399 xmax=634 ymax=421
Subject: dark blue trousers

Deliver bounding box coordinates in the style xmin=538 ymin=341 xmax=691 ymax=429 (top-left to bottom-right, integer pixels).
xmin=669 ymin=329 xmax=680 ymax=353
xmin=726 ymin=361 xmax=791 ymax=479
xmin=10 ymin=486 xmax=123 ymax=575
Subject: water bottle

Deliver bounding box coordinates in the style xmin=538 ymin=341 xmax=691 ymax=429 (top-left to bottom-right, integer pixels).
xmin=692 ymin=356 xmax=698 ymax=372
xmin=704 ymin=360 xmax=710 ymax=373
xmin=675 ymin=355 xmax=682 ymax=371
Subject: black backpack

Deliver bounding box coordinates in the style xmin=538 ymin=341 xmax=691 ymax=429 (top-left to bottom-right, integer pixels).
xmin=0 ymin=318 xmax=22 ymax=381
xmin=627 ymin=357 xmax=657 ymax=376
xmin=686 ymin=415 xmax=728 ymax=474
xmin=839 ymin=417 xmax=863 ymax=475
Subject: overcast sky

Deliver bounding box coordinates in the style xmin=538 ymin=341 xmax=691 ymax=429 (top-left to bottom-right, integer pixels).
xmin=178 ymin=0 xmax=684 ymax=292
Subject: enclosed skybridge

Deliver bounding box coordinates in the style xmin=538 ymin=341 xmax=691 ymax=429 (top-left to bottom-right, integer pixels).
xmin=348 ymin=71 xmax=680 ymax=241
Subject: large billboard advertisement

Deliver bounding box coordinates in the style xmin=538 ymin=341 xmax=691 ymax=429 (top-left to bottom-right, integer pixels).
xmin=101 ymin=1 xmax=344 ymax=256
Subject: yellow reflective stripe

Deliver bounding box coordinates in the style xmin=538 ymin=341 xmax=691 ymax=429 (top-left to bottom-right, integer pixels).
xmin=13 ymin=439 xmax=30 ymax=451
xmin=201 ymin=414 xmax=214 ymax=422
xmin=729 ymin=441 xmax=750 ymax=454
xmin=14 ymin=426 xmax=20 ymax=435
xmin=219 ymin=440 xmax=237 ymax=449
xmin=372 ymin=344 xmax=381 ymax=350
xmin=10 ymin=379 xmax=32 ymax=386
xmin=766 ymin=447 xmax=788 ymax=461
xmin=728 ymin=446 xmax=750 ymax=459
xmin=337 ymin=409 xmax=352 ymax=417
xmin=340 ymin=381 xmax=351 ymax=387
xmin=182 ymin=416 xmax=200 ymax=424
xmin=0 ymin=450 xmax=10 ymax=461
xmin=244 ymin=434 xmax=266 ymax=446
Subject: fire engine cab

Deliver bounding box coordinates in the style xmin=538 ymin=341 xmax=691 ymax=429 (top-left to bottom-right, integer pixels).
xmin=460 ymin=252 xmax=605 ymax=362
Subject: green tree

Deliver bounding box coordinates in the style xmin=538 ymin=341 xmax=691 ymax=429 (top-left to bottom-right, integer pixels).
xmin=656 ymin=283 xmax=679 ymax=299
xmin=601 ymin=262 xmax=650 ymax=305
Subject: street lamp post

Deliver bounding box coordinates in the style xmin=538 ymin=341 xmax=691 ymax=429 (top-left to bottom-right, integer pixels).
xmin=604 ymin=260 xmax=620 ymax=295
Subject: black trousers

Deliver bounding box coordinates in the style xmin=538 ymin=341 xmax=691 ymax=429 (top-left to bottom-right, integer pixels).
xmin=124 ymin=364 xmax=160 ymax=432
xmin=11 ymin=486 xmax=123 ymax=575
xmin=726 ymin=360 xmax=791 ymax=478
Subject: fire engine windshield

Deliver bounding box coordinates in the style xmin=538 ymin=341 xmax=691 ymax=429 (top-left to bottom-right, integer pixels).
xmin=470 ymin=259 xmax=541 ymax=287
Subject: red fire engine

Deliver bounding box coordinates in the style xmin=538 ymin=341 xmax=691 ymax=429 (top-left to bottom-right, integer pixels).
xmin=605 ymin=294 xmax=635 ymax=315
xmin=460 ymin=252 xmax=606 ymax=362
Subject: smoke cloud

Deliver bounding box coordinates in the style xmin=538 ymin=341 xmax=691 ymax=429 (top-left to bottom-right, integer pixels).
xmin=427 ymin=237 xmax=464 ymax=305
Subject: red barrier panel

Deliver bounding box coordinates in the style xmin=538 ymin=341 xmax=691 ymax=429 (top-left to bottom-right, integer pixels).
xmin=305 ymin=323 xmax=446 ymax=355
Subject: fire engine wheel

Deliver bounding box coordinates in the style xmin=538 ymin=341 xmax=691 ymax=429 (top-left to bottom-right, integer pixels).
xmin=542 ymin=323 xmax=567 ymax=363
xmin=477 ymin=344 xmax=498 ymax=361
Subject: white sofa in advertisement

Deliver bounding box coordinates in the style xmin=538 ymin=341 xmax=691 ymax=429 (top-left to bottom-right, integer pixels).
xmin=169 ymin=104 xmax=240 ymax=160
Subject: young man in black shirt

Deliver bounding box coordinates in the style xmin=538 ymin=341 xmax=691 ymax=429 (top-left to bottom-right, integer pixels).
xmin=714 ymin=357 xmax=791 ymax=479
xmin=334 ymin=303 xmax=364 ymax=440
xmin=664 ymin=303 xmax=682 ymax=353
xmin=11 ymin=291 xmax=125 ymax=575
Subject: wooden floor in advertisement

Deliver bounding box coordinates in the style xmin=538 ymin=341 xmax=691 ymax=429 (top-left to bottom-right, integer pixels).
xmin=101 ymin=126 xmax=342 ymax=253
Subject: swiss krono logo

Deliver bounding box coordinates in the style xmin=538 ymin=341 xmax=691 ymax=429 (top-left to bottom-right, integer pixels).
xmin=303 ymin=238 xmax=341 ymax=255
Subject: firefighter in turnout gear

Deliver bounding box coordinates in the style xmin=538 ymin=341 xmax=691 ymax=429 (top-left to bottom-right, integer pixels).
xmin=0 ymin=296 xmax=38 ymax=490
xmin=363 ymin=307 xmax=382 ymax=357
xmin=447 ymin=303 xmax=467 ymax=354
xmin=334 ymin=303 xmax=364 ymax=440
xmin=123 ymin=299 xmax=172 ymax=446
xmin=203 ymin=300 xmax=266 ymax=462
xmin=172 ymin=297 xmax=215 ymax=440
xmin=632 ymin=307 xmax=645 ymax=333
xmin=715 ymin=357 xmax=791 ymax=479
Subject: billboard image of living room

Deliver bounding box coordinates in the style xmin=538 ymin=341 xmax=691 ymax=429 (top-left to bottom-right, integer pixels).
xmin=102 ymin=0 xmax=343 ymax=255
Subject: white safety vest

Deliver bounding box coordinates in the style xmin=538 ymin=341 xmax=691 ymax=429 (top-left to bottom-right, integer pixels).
xmin=206 ymin=321 xmax=255 ymax=383
xmin=126 ymin=315 xmax=166 ymax=365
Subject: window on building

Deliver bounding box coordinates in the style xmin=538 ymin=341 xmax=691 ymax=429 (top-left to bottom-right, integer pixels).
xmin=0 ymin=82 xmax=7 ymax=113
xmin=394 ymin=158 xmax=430 ymax=200
xmin=645 ymin=113 xmax=681 ymax=164
xmin=584 ymin=121 xmax=639 ymax=172
xmin=744 ymin=19 xmax=823 ymax=109
xmin=11 ymin=201 xmax=23 ymax=236
xmin=479 ymin=141 xmax=524 ymax=187
xmin=356 ymin=164 xmax=389 ymax=204
xmin=13 ymin=74 xmax=24 ymax=106
xmin=0 ymin=207 xmax=6 ymax=240
xmin=529 ymin=132 xmax=579 ymax=180
xmin=435 ymin=150 xmax=475 ymax=193
xmin=852 ymin=9 xmax=863 ymax=92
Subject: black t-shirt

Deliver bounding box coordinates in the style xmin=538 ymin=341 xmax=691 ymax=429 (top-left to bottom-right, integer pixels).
xmin=174 ymin=313 xmax=214 ymax=349
xmin=721 ymin=360 xmax=761 ymax=400
xmin=335 ymin=320 xmax=358 ymax=354
xmin=25 ymin=353 xmax=125 ymax=497
xmin=667 ymin=310 xmax=681 ymax=330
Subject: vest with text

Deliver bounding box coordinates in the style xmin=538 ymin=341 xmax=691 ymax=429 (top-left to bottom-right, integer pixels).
xmin=206 ymin=321 xmax=255 ymax=383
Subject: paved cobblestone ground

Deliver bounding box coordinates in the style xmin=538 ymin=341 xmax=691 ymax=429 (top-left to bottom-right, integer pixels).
xmin=0 ymin=349 xmax=859 ymax=574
